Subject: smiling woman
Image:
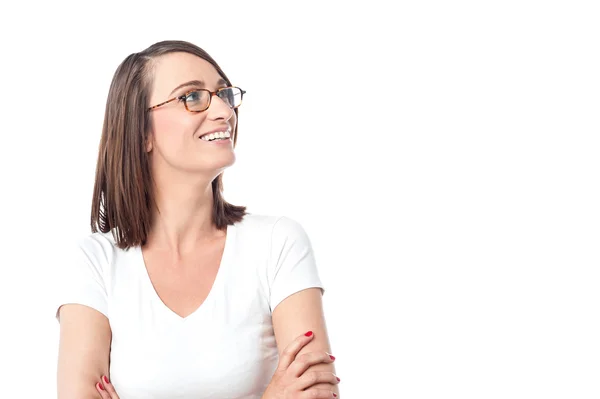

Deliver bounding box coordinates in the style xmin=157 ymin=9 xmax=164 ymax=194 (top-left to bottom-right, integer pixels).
xmin=54 ymin=40 xmax=340 ymax=399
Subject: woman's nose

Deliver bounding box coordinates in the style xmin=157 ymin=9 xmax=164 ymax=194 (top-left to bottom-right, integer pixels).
xmin=207 ymin=94 xmax=234 ymax=120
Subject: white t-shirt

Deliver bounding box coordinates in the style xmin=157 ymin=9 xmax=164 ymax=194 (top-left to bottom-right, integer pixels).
xmin=55 ymin=214 xmax=325 ymax=399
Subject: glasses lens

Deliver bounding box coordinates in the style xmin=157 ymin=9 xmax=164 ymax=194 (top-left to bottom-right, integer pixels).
xmin=185 ymin=90 xmax=211 ymax=111
xmin=217 ymin=87 xmax=243 ymax=109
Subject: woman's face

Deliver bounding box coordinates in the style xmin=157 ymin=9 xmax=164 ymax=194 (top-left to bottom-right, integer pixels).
xmin=147 ymin=52 xmax=237 ymax=176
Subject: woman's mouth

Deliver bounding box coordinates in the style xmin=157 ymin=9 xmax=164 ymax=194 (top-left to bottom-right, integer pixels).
xmin=200 ymin=129 xmax=231 ymax=142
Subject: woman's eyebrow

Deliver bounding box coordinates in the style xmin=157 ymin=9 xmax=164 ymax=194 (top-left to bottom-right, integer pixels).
xmin=169 ymin=78 xmax=229 ymax=96
xmin=169 ymin=80 xmax=204 ymax=96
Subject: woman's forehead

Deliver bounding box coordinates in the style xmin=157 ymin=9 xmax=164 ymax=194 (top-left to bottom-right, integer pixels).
xmin=151 ymin=52 xmax=223 ymax=96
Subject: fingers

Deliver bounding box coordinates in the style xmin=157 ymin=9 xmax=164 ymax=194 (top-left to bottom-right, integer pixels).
xmin=299 ymin=389 xmax=339 ymax=398
xmin=276 ymin=330 xmax=315 ymax=372
xmin=289 ymin=350 xmax=336 ymax=378
xmin=96 ymin=375 xmax=119 ymax=399
xmin=96 ymin=380 xmax=111 ymax=399
xmin=295 ymin=371 xmax=341 ymax=391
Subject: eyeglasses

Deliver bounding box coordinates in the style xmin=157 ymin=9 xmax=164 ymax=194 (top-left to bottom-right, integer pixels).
xmin=148 ymin=86 xmax=246 ymax=113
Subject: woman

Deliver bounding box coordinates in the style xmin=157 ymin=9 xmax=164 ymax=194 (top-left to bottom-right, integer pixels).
xmin=55 ymin=40 xmax=340 ymax=399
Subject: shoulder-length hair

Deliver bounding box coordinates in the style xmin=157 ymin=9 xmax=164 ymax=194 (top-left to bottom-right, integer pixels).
xmin=91 ymin=40 xmax=247 ymax=250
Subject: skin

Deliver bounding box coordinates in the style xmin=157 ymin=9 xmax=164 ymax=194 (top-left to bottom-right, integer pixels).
xmin=57 ymin=52 xmax=339 ymax=398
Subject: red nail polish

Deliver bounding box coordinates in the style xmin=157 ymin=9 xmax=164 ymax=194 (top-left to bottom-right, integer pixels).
xmin=103 ymin=376 xmax=109 ymax=384
xmin=305 ymin=331 xmax=313 ymax=337
xmin=333 ymin=394 xmax=338 ymax=397
xmin=336 ymin=376 xmax=341 ymax=382
xmin=97 ymin=383 xmax=105 ymax=391
xmin=330 ymin=355 xmax=336 ymax=360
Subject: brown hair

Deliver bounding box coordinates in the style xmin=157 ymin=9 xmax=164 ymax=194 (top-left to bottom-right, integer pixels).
xmin=90 ymin=40 xmax=247 ymax=250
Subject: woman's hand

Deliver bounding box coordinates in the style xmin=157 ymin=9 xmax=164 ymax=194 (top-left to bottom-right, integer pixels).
xmin=96 ymin=375 xmax=120 ymax=399
xmin=262 ymin=331 xmax=340 ymax=399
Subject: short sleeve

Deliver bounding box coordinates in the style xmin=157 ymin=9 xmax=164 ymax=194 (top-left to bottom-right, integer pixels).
xmin=267 ymin=216 xmax=325 ymax=312
xmin=54 ymin=236 xmax=110 ymax=322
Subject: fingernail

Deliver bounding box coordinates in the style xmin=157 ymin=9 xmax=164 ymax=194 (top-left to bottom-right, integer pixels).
xmin=305 ymin=331 xmax=313 ymax=337
xmin=103 ymin=375 xmax=110 ymax=384
xmin=97 ymin=382 xmax=105 ymax=391
xmin=336 ymin=376 xmax=341 ymax=382
xmin=333 ymin=393 xmax=338 ymax=397
xmin=330 ymin=354 xmax=336 ymax=360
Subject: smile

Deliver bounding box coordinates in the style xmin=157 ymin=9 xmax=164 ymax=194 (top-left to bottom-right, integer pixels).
xmin=200 ymin=130 xmax=231 ymax=142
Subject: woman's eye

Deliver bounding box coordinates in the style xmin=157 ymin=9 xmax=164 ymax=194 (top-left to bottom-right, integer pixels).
xmin=186 ymin=91 xmax=202 ymax=102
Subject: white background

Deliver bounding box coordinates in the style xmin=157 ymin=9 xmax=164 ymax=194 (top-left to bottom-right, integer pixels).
xmin=0 ymin=0 xmax=598 ymax=398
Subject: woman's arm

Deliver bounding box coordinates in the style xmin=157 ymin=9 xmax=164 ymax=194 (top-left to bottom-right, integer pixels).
xmin=272 ymin=287 xmax=340 ymax=397
xmin=57 ymin=304 xmax=112 ymax=399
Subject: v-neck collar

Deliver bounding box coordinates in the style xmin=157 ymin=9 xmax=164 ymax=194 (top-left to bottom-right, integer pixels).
xmin=136 ymin=223 xmax=237 ymax=323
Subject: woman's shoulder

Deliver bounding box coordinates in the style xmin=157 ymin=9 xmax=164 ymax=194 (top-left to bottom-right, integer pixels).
xmin=238 ymin=213 xmax=304 ymax=232
xmin=75 ymin=229 xmax=118 ymax=249
xmin=238 ymin=213 xmax=310 ymax=243
xmin=70 ymin=229 xmax=122 ymax=267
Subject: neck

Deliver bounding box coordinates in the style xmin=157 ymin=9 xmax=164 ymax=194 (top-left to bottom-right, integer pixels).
xmin=146 ymin=168 xmax=220 ymax=257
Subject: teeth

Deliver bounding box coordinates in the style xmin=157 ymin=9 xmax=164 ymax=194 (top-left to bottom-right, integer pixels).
xmin=201 ymin=130 xmax=231 ymax=141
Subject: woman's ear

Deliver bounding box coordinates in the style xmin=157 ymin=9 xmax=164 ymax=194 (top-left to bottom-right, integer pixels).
xmin=146 ymin=133 xmax=153 ymax=152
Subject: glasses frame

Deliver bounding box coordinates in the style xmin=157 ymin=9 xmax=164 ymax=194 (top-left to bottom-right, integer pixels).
xmin=147 ymin=86 xmax=246 ymax=113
